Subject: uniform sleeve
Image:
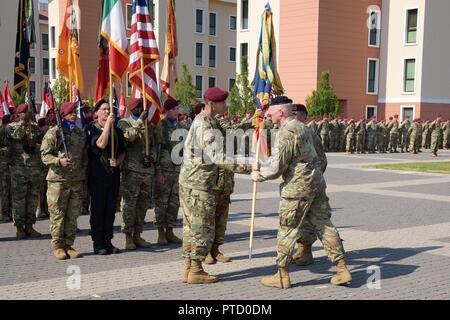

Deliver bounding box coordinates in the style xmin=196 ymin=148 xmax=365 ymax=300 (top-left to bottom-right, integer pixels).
xmin=116 ymin=127 xmax=127 ymax=157
xmin=40 ymin=130 xmax=61 ymax=167
xmin=7 ymin=122 xmax=27 ymax=141
xmin=257 ymin=132 xmax=292 ymax=182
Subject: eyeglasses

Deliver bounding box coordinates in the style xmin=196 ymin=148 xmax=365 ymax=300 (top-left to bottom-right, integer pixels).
xmin=99 ymin=109 xmax=110 ymax=114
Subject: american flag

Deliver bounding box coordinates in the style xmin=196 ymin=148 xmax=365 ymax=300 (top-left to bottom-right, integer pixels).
xmin=129 ymin=0 xmax=162 ymax=125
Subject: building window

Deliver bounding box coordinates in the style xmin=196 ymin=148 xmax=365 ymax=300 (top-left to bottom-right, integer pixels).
xmin=50 ymin=26 xmax=55 ymax=49
xmin=30 ymin=56 xmax=36 ymax=74
xmin=208 ymin=77 xmax=216 ymax=88
xmin=195 ymin=43 xmax=203 ymax=66
xmin=401 ymin=106 xmax=415 ymax=121
xmin=367 ymin=59 xmax=379 ymax=94
xmin=30 ymin=81 xmax=36 ymax=98
xmin=365 ymin=106 xmax=377 ymax=119
xmin=209 ymin=45 xmax=216 ymax=68
xmin=229 ymin=15 xmax=237 ymax=30
xmin=209 ymin=12 xmax=216 ymax=36
xmin=368 ymin=10 xmax=380 ymax=47
xmin=126 ymin=4 xmax=132 ymax=30
xmin=196 ymin=9 xmax=204 ymax=33
xmin=229 ymin=78 xmax=236 ymax=91
xmin=406 ymin=9 xmax=418 ymax=44
xmin=42 ymin=58 xmax=49 ymax=76
xmin=241 ymin=43 xmax=248 ymax=58
xmin=42 ymin=33 xmax=49 ymax=51
xmin=404 ymin=59 xmax=416 ymax=92
xmin=127 ymin=73 xmax=132 ymax=97
xmin=241 ymin=0 xmax=249 ymax=30
xmin=51 ymin=58 xmax=56 ymax=80
xmin=229 ymin=47 xmax=236 ymax=62
xmin=195 ymin=75 xmax=203 ymax=98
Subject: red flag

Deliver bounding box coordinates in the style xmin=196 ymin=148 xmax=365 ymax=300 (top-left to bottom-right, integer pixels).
xmin=4 ymin=82 xmax=15 ymax=110
xmin=94 ymin=35 xmax=110 ymax=102
xmin=119 ymin=92 xmax=126 ymax=118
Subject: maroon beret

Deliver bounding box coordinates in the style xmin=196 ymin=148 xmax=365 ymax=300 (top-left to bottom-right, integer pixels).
xmin=128 ymin=98 xmax=143 ymax=111
xmin=37 ymin=118 xmax=47 ymax=127
xmin=60 ymin=102 xmax=77 ymax=118
xmin=294 ymin=104 xmax=307 ymax=113
xmin=204 ymin=87 xmax=228 ymax=102
xmin=16 ymin=103 xmax=29 ymax=114
xmin=163 ymin=99 xmax=179 ymax=112
xmin=194 ymin=103 xmax=205 ymax=115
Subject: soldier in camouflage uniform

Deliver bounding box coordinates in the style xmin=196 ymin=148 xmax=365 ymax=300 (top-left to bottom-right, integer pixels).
xmin=252 ymin=97 xmax=351 ymax=289
xmin=443 ymin=119 xmax=450 ymax=150
xmin=366 ymin=117 xmax=378 ymax=153
xmin=399 ymin=116 xmax=411 ymax=153
xmin=118 ymin=98 xmax=157 ymax=250
xmin=317 ymin=115 xmax=331 ymax=152
xmin=0 ymin=115 xmax=12 ymax=223
xmin=355 ymin=117 xmax=366 ymax=154
xmin=377 ymin=120 xmax=388 ymax=153
xmin=154 ymin=99 xmax=184 ymax=245
xmin=345 ymin=119 xmax=356 ymax=154
xmin=41 ymin=102 xmax=87 ymax=260
xmin=429 ymin=116 xmax=443 ymax=157
xmin=180 ymin=87 xmax=247 ymax=284
xmin=329 ymin=117 xmax=339 ymax=152
xmin=387 ymin=115 xmax=400 ymax=153
xmin=6 ymin=104 xmax=44 ymax=239
xmin=408 ymin=119 xmax=420 ymax=154
xmin=339 ymin=118 xmax=347 ymax=152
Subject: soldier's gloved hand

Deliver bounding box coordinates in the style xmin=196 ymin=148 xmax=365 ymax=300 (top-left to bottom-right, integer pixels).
xmin=139 ymin=110 xmax=149 ymax=122
xmin=156 ymin=170 xmax=165 ymax=185
xmin=59 ymin=158 xmax=71 ymax=168
xmin=251 ymin=171 xmax=260 ymax=182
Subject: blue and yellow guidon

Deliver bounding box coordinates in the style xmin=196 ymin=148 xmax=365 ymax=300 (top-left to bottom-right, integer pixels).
xmin=253 ymin=3 xmax=283 ymax=111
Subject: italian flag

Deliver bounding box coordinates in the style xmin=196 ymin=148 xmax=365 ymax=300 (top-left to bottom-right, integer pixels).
xmin=101 ymin=0 xmax=129 ymax=79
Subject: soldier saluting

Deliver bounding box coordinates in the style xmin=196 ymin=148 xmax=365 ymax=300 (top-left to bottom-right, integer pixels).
xmin=40 ymin=102 xmax=88 ymax=260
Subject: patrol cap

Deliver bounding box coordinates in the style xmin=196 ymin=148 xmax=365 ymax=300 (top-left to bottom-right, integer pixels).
xmin=269 ymin=96 xmax=293 ymax=107
xmin=204 ymin=87 xmax=228 ymax=102
xmin=16 ymin=103 xmax=29 ymax=114
xmin=94 ymin=99 xmax=109 ymax=112
xmin=163 ymin=99 xmax=179 ymax=111
xmin=128 ymin=98 xmax=143 ymax=111
xmin=60 ymin=102 xmax=77 ymax=118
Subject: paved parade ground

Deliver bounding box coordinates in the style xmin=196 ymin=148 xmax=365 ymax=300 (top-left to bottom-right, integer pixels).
xmin=1 ymin=150 xmax=450 ymax=300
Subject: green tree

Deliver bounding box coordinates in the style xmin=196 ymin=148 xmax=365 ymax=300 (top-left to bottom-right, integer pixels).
xmin=52 ymin=75 xmax=70 ymax=106
xmin=229 ymin=56 xmax=255 ymax=117
xmin=175 ymin=63 xmax=199 ymax=114
xmin=305 ymin=71 xmax=340 ymax=117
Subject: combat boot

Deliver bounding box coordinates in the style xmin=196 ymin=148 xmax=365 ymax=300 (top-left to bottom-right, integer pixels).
xmin=16 ymin=225 xmax=27 ymax=239
xmin=124 ymin=233 xmax=136 ymax=250
xmin=65 ymin=245 xmax=82 ymax=259
xmin=204 ymin=253 xmax=216 ymax=265
xmin=212 ymin=245 xmax=231 ymax=263
xmin=330 ymin=259 xmax=352 ymax=286
xmin=187 ymin=260 xmax=219 ymax=284
xmin=182 ymin=258 xmax=191 ymax=283
xmin=261 ymin=267 xmax=291 ymax=289
xmin=25 ymin=224 xmax=41 ymax=238
xmin=166 ymin=227 xmax=182 ymax=244
xmin=157 ymin=227 xmax=168 ymax=245
xmin=53 ymin=247 xmax=68 ymax=260
xmin=133 ymin=233 xmax=152 ymax=248
xmin=293 ymin=244 xmax=314 ymax=266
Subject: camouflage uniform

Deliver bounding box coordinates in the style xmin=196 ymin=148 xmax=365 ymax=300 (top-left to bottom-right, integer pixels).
xmin=329 ymin=119 xmax=339 ymax=152
xmin=366 ymin=120 xmax=378 ymax=153
xmin=344 ymin=122 xmax=356 ymax=153
xmin=377 ymin=122 xmax=387 ymax=153
xmin=40 ymin=125 xmax=87 ymax=250
xmin=355 ymin=120 xmax=366 ymax=154
xmin=408 ymin=122 xmax=420 ymax=154
xmin=255 ymin=118 xmax=345 ymax=268
xmin=154 ymin=117 xmax=186 ymax=229
xmin=339 ymin=120 xmax=347 ymax=152
xmin=7 ymin=120 xmax=44 ymax=227
xmin=118 ymin=116 xmax=158 ymax=235
xmin=443 ymin=121 xmax=450 ymax=149
xmin=429 ymin=119 xmax=443 ymax=156
xmin=0 ymin=125 xmax=11 ymax=221
xmin=317 ymin=119 xmax=330 ymax=152
xmin=387 ymin=119 xmax=399 ymax=152
xmin=399 ymin=119 xmax=411 ymax=152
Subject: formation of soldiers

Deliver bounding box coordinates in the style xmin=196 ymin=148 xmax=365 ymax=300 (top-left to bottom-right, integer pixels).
xmin=307 ymin=114 xmax=450 ymax=157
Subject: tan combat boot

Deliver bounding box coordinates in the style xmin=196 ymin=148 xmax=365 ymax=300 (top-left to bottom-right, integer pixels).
xmin=187 ymin=260 xmax=219 ymax=284
xmin=124 ymin=233 xmax=136 ymax=250
xmin=331 ymin=259 xmax=352 ymax=286
xmin=53 ymin=246 xmax=68 ymax=260
xmin=133 ymin=233 xmax=152 ymax=248
xmin=16 ymin=225 xmax=27 ymax=239
xmin=293 ymin=244 xmax=314 ymax=266
xmin=212 ymin=246 xmax=231 ymax=263
xmin=261 ymin=267 xmax=291 ymax=289
xmin=157 ymin=227 xmax=168 ymax=245
xmin=166 ymin=227 xmax=182 ymax=244
xmin=182 ymin=258 xmax=191 ymax=283
xmin=65 ymin=245 xmax=82 ymax=259
xmin=25 ymin=224 xmax=42 ymax=238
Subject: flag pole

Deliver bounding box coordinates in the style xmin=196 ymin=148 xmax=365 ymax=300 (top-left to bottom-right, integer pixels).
xmin=249 ymin=134 xmax=261 ymax=260
xmin=140 ymin=55 xmax=149 ymax=156
xmin=109 ymin=62 xmax=115 ymax=160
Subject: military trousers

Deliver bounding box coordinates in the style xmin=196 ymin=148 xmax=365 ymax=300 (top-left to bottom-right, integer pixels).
xmin=121 ymin=170 xmax=153 ymax=234
xmin=10 ymin=166 xmax=40 ymax=226
xmin=180 ymin=186 xmax=216 ymax=261
xmin=212 ymin=192 xmax=231 ymax=247
xmin=277 ymin=187 xmax=345 ymax=268
xmin=320 ymin=134 xmax=330 ymax=152
xmin=36 ymin=170 xmax=48 ymax=216
xmin=47 ymin=181 xmax=84 ymax=249
xmin=431 ymin=135 xmax=441 ymax=154
xmin=154 ymin=171 xmax=180 ymax=229
xmin=0 ymin=163 xmax=11 ymax=219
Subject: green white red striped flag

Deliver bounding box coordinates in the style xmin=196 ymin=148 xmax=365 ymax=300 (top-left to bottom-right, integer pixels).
xmin=100 ymin=0 xmax=129 ymax=79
